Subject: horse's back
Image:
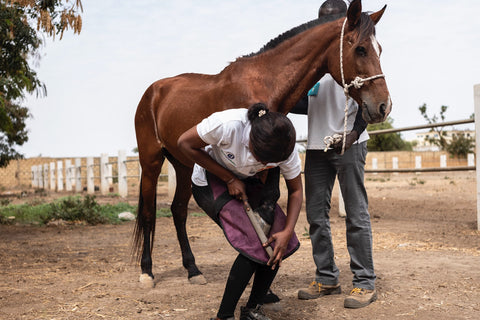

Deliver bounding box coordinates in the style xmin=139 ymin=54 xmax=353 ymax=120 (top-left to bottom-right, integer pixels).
xmin=135 ymin=72 xmax=246 ymax=165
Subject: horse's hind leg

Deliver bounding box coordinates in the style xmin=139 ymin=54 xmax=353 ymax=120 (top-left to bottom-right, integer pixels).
xmin=168 ymin=157 xmax=206 ymax=284
xmin=133 ymin=153 xmax=163 ymax=288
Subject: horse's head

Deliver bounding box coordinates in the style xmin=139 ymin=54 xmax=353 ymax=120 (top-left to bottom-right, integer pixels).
xmin=328 ymin=0 xmax=391 ymax=124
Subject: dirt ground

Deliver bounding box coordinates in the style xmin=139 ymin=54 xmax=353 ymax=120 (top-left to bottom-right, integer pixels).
xmin=0 ymin=171 xmax=479 ymax=320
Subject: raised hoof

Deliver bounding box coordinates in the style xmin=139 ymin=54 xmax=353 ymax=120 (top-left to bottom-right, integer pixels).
xmin=188 ymin=274 xmax=207 ymax=285
xmin=139 ymin=274 xmax=155 ymax=288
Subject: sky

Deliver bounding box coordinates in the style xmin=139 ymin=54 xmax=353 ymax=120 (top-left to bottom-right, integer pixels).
xmin=20 ymin=0 xmax=480 ymax=158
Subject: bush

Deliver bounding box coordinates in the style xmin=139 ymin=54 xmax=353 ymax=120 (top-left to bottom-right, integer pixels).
xmin=48 ymin=195 xmax=107 ymax=225
xmin=0 ymin=195 xmax=138 ymax=225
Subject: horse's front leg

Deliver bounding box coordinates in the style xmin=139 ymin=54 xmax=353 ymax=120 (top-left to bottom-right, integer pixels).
xmin=171 ymin=163 xmax=206 ymax=284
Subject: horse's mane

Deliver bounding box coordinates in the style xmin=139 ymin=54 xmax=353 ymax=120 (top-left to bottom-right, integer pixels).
xmin=243 ymin=12 xmax=345 ymax=58
xmin=243 ymin=11 xmax=376 ymax=58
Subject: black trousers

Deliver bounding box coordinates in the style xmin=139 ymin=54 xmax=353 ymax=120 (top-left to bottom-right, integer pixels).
xmin=192 ymin=182 xmax=279 ymax=319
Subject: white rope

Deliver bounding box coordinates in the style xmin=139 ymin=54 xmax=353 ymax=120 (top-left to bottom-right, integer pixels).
xmin=323 ymin=18 xmax=385 ymax=155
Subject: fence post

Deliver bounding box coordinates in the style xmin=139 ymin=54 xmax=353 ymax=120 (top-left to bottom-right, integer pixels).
xmin=87 ymin=157 xmax=94 ymax=194
xmin=473 ymin=83 xmax=480 ymax=231
xmin=49 ymin=162 xmax=56 ymax=190
xmin=31 ymin=166 xmax=37 ymax=188
xmin=100 ymin=153 xmax=109 ymax=195
xmin=440 ymin=155 xmax=447 ymax=168
xmin=57 ymin=161 xmax=64 ymax=191
xmin=392 ymin=157 xmax=399 ymax=169
xmin=415 ymin=156 xmax=422 ymax=172
xmin=75 ymin=158 xmax=82 ymax=192
xmin=65 ymin=160 xmax=72 ymax=191
xmin=108 ymin=162 xmax=113 ymax=185
xmin=468 ymin=153 xmax=474 ymax=167
xmin=43 ymin=164 xmax=49 ymax=190
xmin=371 ymin=158 xmax=378 ymax=175
xmin=118 ymin=150 xmax=127 ymax=197
xmin=38 ymin=165 xmax=44 ymax=188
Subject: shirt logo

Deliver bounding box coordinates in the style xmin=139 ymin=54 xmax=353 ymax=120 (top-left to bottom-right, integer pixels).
xmin=226 ymin=152 xmax=235 ymax=160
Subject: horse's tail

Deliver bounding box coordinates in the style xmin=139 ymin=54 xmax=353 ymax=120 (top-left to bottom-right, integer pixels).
xmin=132 ymin=178 xmax=156 ymax=263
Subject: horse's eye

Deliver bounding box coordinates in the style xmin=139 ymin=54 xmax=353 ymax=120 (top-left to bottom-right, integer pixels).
xmin=356 ymin=46 xmax=367 ymax=57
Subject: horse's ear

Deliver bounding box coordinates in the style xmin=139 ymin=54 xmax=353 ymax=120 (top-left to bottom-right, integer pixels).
xmin=370 ymin=5 xmax=387 ymax=25
xmin=347 ymin=0 xmax=362 ymax=30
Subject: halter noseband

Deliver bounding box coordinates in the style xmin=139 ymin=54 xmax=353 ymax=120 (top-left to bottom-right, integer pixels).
xmin=323 ymin=18 xmax=385 ymax=155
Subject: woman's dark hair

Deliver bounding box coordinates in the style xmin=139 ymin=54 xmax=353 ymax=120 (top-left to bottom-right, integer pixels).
xmin=247 ymin=103 xmax=296 ymax=163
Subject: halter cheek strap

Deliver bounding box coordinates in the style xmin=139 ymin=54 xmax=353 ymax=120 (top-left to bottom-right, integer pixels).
xmin=324 ymin=18 xmax=385 ymax=155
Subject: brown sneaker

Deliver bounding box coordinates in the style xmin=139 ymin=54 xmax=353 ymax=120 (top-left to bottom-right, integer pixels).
xmin=298 ymin=281 xmax=341 ymax=300
xmin=344 ymin=288 xmax=377 ymax=309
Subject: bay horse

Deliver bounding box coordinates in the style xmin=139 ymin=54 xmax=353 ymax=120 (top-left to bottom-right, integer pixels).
xmin=133 ymin=0 xmax=391 ymax=287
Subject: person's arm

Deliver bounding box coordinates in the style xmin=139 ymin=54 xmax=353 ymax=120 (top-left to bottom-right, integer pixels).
xmin=352 ymin=107 xmax=368 ymax=136
xmin=264 ymin=173 xmax=303 ymax=268
xmin=290 ymin=95 xmax=309 ymax=115
xmin=177 ymin=126 xmax=247 ymax=199
xmin=332 ymin=107 xmax=368 ymax=154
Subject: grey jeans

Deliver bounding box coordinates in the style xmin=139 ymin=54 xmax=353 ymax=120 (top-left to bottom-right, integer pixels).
xmin=305 ymin=142 xmax=375 ymax=290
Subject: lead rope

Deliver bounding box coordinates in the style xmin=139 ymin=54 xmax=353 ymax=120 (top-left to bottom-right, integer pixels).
xmin=323 ymin=18 xmax=385 ymax=155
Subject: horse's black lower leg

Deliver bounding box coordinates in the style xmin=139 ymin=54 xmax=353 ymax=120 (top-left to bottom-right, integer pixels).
xmin=140 ymin=219 xmax=154 ymax=278
xmin=171 ymin=197 xmax=202 ymax=279
xmin=134 ymin=170 xmax=159 ymax=286
xmin=169 ymin=161 xmax=204 ymax=282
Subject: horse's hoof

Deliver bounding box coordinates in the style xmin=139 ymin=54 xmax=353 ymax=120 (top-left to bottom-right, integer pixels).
xmin=188 ymin=274 xmax=207 ymax=285
xmin=139 ymin=274 xmax=155 ymax=288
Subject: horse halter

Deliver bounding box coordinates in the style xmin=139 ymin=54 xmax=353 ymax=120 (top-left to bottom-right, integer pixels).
xmin=323 ymin=17 xmax=385 ymax=155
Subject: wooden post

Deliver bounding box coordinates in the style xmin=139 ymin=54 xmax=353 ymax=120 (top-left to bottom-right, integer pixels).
xmin=468 ymin=153 xmax=474 ymax=167
xmin=43 ymin=164 xmax=49 ymax=190
xmin=75 ymin=158 xmax=82 ymax=192
xmin=415 ymin=156 xmax=422 ymax=175
xmin=49 ymin=162 xmax=56 ymax=190
xmin=57 ymin=161 xmax=64 ymax=191
xmin=31 ymin=165 xmax=37 ymax=188
xmin=100 ymin=153 xmax=109 ymax=195
xmin=87 ymin=157 xmax=94 ymax=194
xmin=118 ymin=150 xmax=127 ymax=197
xmin=474 ymin=84 xmax=480 ymax=231
xmin=440 ymin=155 xmax=447 ymax=168
xmin=65 ymin=160 xmax=72 ymax=191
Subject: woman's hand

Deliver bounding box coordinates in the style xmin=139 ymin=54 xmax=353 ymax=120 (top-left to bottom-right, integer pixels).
xmin=263 ymin=174 xmax=302 ymax=269
xmin=226 ymin=178 xmax=247 ymax=200
xmin=264 ymin=229 xmax=292 ymax=269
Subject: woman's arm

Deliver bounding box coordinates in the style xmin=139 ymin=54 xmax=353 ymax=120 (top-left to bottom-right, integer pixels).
xmin=264 ymin=173 xmax=303 ymax=268
xmin=177 ymin=126 xmax=247 ymax=199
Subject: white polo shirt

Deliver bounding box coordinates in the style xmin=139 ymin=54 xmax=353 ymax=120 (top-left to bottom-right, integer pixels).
xmin=191 ymin=108 xmax=302 ymax=186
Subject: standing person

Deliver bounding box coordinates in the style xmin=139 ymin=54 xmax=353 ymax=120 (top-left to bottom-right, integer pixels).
xmin=178 ymin=103 xmax=303 ymax=320
xmin=294 ymin=0 xmax=377 ymax=309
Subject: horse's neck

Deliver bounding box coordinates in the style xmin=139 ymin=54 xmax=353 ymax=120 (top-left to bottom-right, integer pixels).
xmin=241 ymin=21 xmax=341 ymax=114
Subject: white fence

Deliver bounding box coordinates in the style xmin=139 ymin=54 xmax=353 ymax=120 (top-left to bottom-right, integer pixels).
xmin=31 ymin=151 xmax=131 ymax=197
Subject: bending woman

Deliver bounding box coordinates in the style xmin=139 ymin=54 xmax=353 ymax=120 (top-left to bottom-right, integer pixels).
xmin=178 ymin=103 xmax=303 ymax=320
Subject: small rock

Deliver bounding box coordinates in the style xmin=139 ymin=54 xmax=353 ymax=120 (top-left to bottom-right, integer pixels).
xmin=118 ymin=211 xmax=135 ymax=221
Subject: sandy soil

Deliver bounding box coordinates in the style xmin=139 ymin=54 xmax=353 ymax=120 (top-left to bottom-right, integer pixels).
xmin=0 ymin=171 xmax=479 ymax=320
